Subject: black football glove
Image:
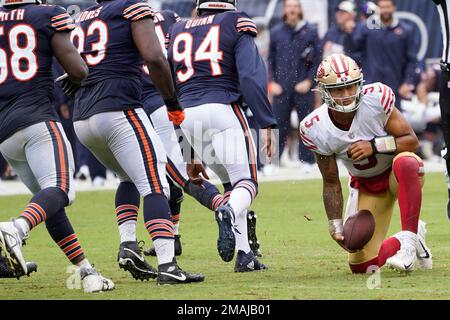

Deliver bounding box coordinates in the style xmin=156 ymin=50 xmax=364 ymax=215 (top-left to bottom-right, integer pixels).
xmin=55 ymin=73 xmax=81 ymax=99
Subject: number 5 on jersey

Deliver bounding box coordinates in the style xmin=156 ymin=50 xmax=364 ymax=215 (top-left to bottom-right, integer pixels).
xmin=173 ymin=26 xmax=223 ymax=82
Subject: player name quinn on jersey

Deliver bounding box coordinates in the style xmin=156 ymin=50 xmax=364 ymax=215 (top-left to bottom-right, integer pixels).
xmin=185 ymin=15 xmax=214 ymax=29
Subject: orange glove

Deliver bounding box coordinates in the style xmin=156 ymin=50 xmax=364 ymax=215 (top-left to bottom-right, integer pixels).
xmin=168 ymin=110 xmax=185 ymax=126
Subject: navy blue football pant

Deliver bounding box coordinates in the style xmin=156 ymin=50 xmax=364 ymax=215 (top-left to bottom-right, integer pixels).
xmin=272 ymin=90 xmax=315 ymax=164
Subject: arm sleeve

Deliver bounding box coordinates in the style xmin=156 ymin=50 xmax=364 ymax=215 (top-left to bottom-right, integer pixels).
xmin=122 ymin=0 xmax=154 ymax=21
xmin=48 ymin=6 xmax=75 ymax=35
xmin=235 ymin=34 xmax=277 ymax=129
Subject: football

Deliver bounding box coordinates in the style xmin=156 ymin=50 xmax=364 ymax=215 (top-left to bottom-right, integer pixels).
xmin=343 ymin=210 xmax=375 ymax=252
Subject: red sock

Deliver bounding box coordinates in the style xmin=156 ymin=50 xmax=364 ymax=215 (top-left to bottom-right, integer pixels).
xmin=377 ymin=237 xmax=401 ymax=267
xmin=349 ymin=257 xmax=379 ymax=274
xmin=349 ymin=237 xmax=401 ymax=273
xmin=393 ymin=156 xmax=423 ymax=233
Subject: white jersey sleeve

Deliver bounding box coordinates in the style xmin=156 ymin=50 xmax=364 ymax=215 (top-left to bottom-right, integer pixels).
xmin=299 ymin=106 xmax=333 ymax=156
xmin=361 ymin=82 xmax=396 ymax=126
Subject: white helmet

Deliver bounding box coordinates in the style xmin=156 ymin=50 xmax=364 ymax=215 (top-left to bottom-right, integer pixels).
xmin=316 ymin=54 xmax=364 ymax=113
xmin=1 ymin=0 xmax=41 ymax=7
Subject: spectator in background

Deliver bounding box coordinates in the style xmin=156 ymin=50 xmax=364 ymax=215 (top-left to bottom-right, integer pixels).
xmin=359 ymin=1 xmax=379 ymax=23
xmin=268 ymin=0 xmax=320 ymax=170
xmin=345 ymin=0 xmax=421 ymax=109
xmin=411 ymin=64 xmax=443 ymax=160
xmin=322 ymin=1 xmax=360 ymax=62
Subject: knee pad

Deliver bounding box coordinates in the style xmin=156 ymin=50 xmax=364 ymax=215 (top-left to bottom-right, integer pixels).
xmin=393 ymin=156 xmax=422 ymax=179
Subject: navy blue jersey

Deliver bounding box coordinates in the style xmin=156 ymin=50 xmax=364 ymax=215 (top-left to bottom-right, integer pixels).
xmin=0 ymin=4 xmax=74 ymax=143
xmin=142 ymin=10 xmax=180 ymax=115
xmin=73 ymin=0 xmax=154 ymax=121
xmin=168 ymin=11 xmax=276 ymax=128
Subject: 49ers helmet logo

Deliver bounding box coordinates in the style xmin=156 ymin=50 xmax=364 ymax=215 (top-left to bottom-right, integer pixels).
xmin=316 ymin=64 xmax=325 ymax=79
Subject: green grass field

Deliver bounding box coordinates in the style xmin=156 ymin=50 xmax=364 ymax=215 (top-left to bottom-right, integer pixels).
xmin=0 ymin=173 xmax=449 ymax=300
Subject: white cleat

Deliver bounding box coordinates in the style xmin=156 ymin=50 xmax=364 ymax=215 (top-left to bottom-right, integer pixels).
xmin=80 ymin=266 xmax=115 ymax=293
xmin=386 ymin=231 xmax=417 ymax=273
xmin=416 ymin=220 xmax=432 ymax=270
xmin=0 ymin=222 xmax=27 ymax=275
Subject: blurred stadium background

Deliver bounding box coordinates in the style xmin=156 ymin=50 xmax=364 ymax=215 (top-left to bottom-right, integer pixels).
xmin=49 ymin=0 xmax=443 ymax=58
xmin=0 ymin=0 xmax=447 ymax=190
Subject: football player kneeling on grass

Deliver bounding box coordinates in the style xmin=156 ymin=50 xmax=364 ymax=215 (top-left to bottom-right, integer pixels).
xmin=300 ymin=54 xmax=432 ymax=274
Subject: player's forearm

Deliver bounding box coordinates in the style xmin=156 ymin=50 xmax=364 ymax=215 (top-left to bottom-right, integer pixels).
xmin=322 ymin=182 xmax=344 ymax=221
xmin=145 ymin=55 xmax=177 ymax=100
xmin=394 ymin=134 xmax=420 ymax=154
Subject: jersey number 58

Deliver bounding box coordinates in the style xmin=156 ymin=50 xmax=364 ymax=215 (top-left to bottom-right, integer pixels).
xmin=0 ymin=25 xmax=38 ymax=84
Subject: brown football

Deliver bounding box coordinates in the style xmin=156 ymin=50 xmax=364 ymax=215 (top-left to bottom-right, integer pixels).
xmin=343 ymin=210 xmax=375 ymax=251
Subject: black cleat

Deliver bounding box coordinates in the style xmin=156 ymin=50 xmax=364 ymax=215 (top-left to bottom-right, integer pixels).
xmin=247 ymin=210 xmax=262 ymax=257
xmin=234 ymin=250 xmax=268 ymax=273
xmin=0 ymin=253 xmax=37 ymax=279
xmin=215 ymin=204 xmax=236 ymax=262
xmin=118 ymin=241 xmax=157 ymax=281
xmin=157 ymin=258 xmax=205 ymax=285
xmin=144 ymin=235 xmax=182 ymax=257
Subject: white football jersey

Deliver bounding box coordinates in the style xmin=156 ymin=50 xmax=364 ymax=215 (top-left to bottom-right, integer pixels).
xmin=300 ymin=82 xmax=396 ymax=178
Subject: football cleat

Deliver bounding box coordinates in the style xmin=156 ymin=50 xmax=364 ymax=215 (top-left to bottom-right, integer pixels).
xmin=0 ymin=222 xmax=27 ymax=275
xmin=416 ymin=220 xmax=432 ymax=270
xmin=247 ymin=210 xmax=262 ymax=257
xmin=144 ymin=235 xmax=182 ymax=257
xmin=0 ymin=253 xmax=37 ymax=279
xmin=118 ymin=241 xmax=157 ymax=281
xmin=157 ymin=258 xmax=205 ymax=285
xmin=215 ymin=204 xmax=236 ymax=262
xmin=80 ymin=266 xmax=115 ymax=293
xmin=386 ymin=232 xmax=417 ymax=273
xmin=234 ymin=250 xmax=268 ymax=273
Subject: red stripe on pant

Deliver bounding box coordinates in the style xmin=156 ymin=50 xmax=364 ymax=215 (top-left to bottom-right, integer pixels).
xmin=232 ymin=103 xmax=258 ymax=182
xmin=126 ymin=110 xmax=162 ymax=194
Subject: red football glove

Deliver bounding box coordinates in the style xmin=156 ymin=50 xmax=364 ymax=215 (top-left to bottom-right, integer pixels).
xmin=168 ymin=110 xmax=185 ymax=126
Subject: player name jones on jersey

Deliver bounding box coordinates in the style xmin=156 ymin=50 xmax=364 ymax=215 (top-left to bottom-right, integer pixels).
xmin=75 ymin=8 xmax=103 ymax=23
xmin=185 ymin=15 xmax=215 ymax=29
xmin=0 ymin=9 xmax=25 ymax=21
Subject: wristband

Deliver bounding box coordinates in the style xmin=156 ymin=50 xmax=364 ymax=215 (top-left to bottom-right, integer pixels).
xmin=164 ymin=97 xmax=183 ymax=112
xmin=328 ymin=219 xmax=343 ymax=236
xmin=371 ymin=136 xmax=397 ymax=154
